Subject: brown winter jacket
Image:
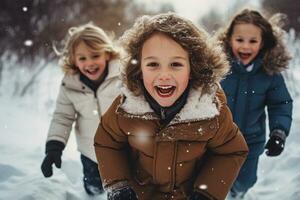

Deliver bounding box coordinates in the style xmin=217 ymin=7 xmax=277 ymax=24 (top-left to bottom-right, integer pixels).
xmin=94 ymin=86 xmax=248 ymax=200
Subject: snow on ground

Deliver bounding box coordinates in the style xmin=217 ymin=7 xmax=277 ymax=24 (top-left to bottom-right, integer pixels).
xmin=0 ymin=96 xmax=106 ymax=200
xmin=0 ymin=93 xmax=300 ymax=200
xmin=1 ymin=35 xmax=300 ymax=198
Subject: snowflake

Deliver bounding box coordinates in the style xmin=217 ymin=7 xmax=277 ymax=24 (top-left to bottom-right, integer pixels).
xmin=24 ymin=40 xmax=33 ymax=47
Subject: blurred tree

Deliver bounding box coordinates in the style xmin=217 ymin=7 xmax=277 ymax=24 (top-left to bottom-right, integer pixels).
xmin=199 ymin=9 xmax=224 ymax=34
xmin=262 ymin=0 xmax=300 ymax=37
xmin=0 ymin=0 xmax=174 ymax=95
xmin=0 ymin=0 xmax=174 ymax=64
xmin=198 ymin=0 xmax=250 ymax=34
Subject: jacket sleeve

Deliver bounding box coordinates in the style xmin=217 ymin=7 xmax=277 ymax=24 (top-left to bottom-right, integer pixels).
xmin=47 ymin=83 xmax=76 ymax=144
xmin=193 ymin=89 xmax=249 ymax=200
xmin=266 ymin=74 xmax=293 ymax=136
xmin=94 ymin=96 xmax=132 ymax=189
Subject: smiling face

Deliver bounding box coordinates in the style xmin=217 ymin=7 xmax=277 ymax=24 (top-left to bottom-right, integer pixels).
xmin=230 ymin=23 xmax=263 ymax=65
xmin=141 ymin=33 xmax=190 ymax=107
xmin=74 ymin=41 xmax=110 ymax=81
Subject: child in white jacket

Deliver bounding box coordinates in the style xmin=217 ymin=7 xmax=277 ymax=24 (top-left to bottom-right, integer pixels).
xmin=41 ymin=23 xmax=121 ymax=195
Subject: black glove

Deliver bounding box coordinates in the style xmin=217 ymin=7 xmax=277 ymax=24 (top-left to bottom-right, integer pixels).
xmin=265 ymin=129 xmax=286 ymax=157
xmin=188 ymin=191 xmax=211 ymax=200
xmin=107 ymin=186 xmax=138 ymax=200
xmin=41 ymin=140 xmax=65 ymax=177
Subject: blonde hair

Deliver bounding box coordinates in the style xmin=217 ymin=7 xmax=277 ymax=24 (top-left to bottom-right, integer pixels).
xmin=55 ymin=23 xmax=120 ymax=74
xmin=120 ymin=13 xmax=229 ymax=96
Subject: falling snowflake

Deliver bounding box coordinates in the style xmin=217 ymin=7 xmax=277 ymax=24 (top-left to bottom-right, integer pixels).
xmin=198 ymin=127 xmax=203 ymax=135
xmin=131 ymin=59 xmax=138 ymax=65
xmin=92 ymin=110 xmax=98 ymax=115
xmin=24 ymin=40 xmax=33 ymax=47
xmin=22 ymin=7 xmax=28 ymax=12
xmin=199 ymin=184 xmax=208 ymax=190
xmin=118 ymin=22 xmax=121 ymax=26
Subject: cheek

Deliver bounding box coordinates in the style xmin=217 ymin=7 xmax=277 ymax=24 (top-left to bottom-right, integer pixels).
xmin=142 ymin=72 xmax=153 ymax=88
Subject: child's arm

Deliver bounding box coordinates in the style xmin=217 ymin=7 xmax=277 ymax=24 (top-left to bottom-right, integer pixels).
xmin=265 ymin=74 xmax=293 ymax=156
xmin=94 ymin=96 xmax=132 ymax=191
xmin=46 ymin=83 xmax=76 ymax=144
xmin=266 ymin=74 xmax=293 ymax=136
xmin=41 ymin=83 xmax=76 ymax=178
xmin=193 ymin=90 xmax=249 ymax=200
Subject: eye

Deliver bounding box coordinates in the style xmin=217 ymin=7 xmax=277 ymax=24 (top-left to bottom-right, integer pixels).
xmin=92 ymin=54 xmax=100 ymax=59
xmin=236 ymin=38 xmax=243 ymax=43
xmin=250 ymin=40 xmax=258 ymax=44
xmin=78 ymin=57 xmax=86 ymax=61
xmin=146 ymin=62 xmax=159 ymax=67
xmin=171 ymin=62 xmax=183 ymax=67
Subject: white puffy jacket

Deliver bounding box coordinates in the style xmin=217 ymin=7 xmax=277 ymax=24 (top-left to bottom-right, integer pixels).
xmin=47 ymin=59 xmax=121 ymax=162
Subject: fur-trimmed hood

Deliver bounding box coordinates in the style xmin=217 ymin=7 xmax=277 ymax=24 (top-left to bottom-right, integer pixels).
xmin=117 ymin=84 xmax=221 ymax=125
xmin=119 ymin=13 xmax=230 ymax=96
xmin=215 ymin=24 xmax=292 ymax=75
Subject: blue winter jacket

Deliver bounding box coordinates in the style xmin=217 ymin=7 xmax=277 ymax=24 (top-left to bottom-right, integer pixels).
xmin=221 ymin=58 xmax=293 ymax=157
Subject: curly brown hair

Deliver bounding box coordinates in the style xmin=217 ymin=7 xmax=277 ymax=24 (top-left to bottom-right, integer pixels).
xmin=120 ymin=13 xmax=229 ymax=96
xmin=224 ymin=9 xmax=277 ymax=58
xmin=55 ymin=22 xmax=120 ymax=74
xmin=217 ymin=9 xmax=291 ymax=75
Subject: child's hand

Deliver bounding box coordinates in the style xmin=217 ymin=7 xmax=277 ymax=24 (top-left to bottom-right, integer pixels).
xmin=107 ymin=186 xmax=138 ymax=200
xmin=188 ymin=191 xmax=211 ymax=200
xmin=41 ymin=140 xmax=65 ymax=177
xmin=265 ymin=129 xmax=286 ymax=157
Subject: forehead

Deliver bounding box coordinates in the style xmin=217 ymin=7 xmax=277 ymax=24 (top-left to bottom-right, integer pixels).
xmin=141 ymin=33 xmax=188 ymax=58
xmin=232 ymin=23 xmax=262 ymax=38
xmin=74 ymin=41 xmax=102 ymax=54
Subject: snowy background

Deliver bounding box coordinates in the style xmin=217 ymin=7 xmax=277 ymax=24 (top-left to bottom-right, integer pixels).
xmin=1 ymin=1 xmax=300 ymax=200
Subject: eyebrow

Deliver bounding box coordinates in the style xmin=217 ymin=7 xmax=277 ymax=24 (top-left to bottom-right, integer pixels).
xmin=235 ymin=35 xmax=259 ymax=39
xmin=143 ymin=56 xmax=187 ymax=60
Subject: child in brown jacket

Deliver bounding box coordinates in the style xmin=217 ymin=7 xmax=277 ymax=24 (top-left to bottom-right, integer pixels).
xmin=94 ymin=13 xmax=249 ymax=200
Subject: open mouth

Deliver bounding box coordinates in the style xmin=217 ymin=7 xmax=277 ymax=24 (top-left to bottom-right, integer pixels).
xmin=155 ymin=85 xmax=176 ymax=98
xmin=85 ymin=68 xmax=99 ymax=75
xmin=238 ymin=52 xmax=252 ymax=60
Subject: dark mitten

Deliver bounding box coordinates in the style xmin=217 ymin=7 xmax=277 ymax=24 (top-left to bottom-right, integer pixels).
xmin=188 ymin=191 xmax=211 ymax=200
xmin=107 ymin=186 xmax=138 ymax=200
xmin=265 ymin=129 xmax=286 ymax=157
xmin=41 ymin=140 xmax=65 ymax=177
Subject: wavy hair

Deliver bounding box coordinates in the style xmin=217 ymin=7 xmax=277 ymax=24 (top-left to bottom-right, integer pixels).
xmin=54 ymin=22 xmax=120 ymax=74
xmin=216 ymin=9 xmax=291 ymax=74
xmin=120 ymin=13 xmax=229 ymax=96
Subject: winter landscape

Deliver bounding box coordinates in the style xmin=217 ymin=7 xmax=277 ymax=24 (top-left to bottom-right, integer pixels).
xmin=1 ymin=0 xmax=300 ymax=200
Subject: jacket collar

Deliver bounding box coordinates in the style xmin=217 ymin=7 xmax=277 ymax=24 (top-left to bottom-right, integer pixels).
xmin=231 ymin=56 xmax=264 ymax=75
xmin=118 ymin=85 xmax=220 ymax=124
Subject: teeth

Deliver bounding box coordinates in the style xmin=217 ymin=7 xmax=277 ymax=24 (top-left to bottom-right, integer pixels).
xmin=87 ymin=68 xmax=98 ymax=73
xmin=157 ymin=86 xmax=173 ymax=89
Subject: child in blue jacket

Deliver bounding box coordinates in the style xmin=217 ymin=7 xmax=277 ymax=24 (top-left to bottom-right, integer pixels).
xmin=218 ymin=9 xmax=293 ymax=198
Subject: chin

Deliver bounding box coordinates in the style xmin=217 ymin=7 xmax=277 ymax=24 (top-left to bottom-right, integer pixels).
xmin=157 ymin=99 xmax=175 ymax=107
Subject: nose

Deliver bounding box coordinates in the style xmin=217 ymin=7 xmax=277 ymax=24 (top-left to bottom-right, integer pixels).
xmin=241 ymin=42 xmax=250 ymax=49
xmin=86 ymin=58 xmax=95 ymax=67
xmin=158 ymin=69 xmax=171 ymax=81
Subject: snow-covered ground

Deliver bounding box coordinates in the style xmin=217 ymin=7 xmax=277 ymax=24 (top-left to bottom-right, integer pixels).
xmin=0 ymin=29 xmax=300 ymax=200
xmin=0 ymin=69 xmax=300 ymax=200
